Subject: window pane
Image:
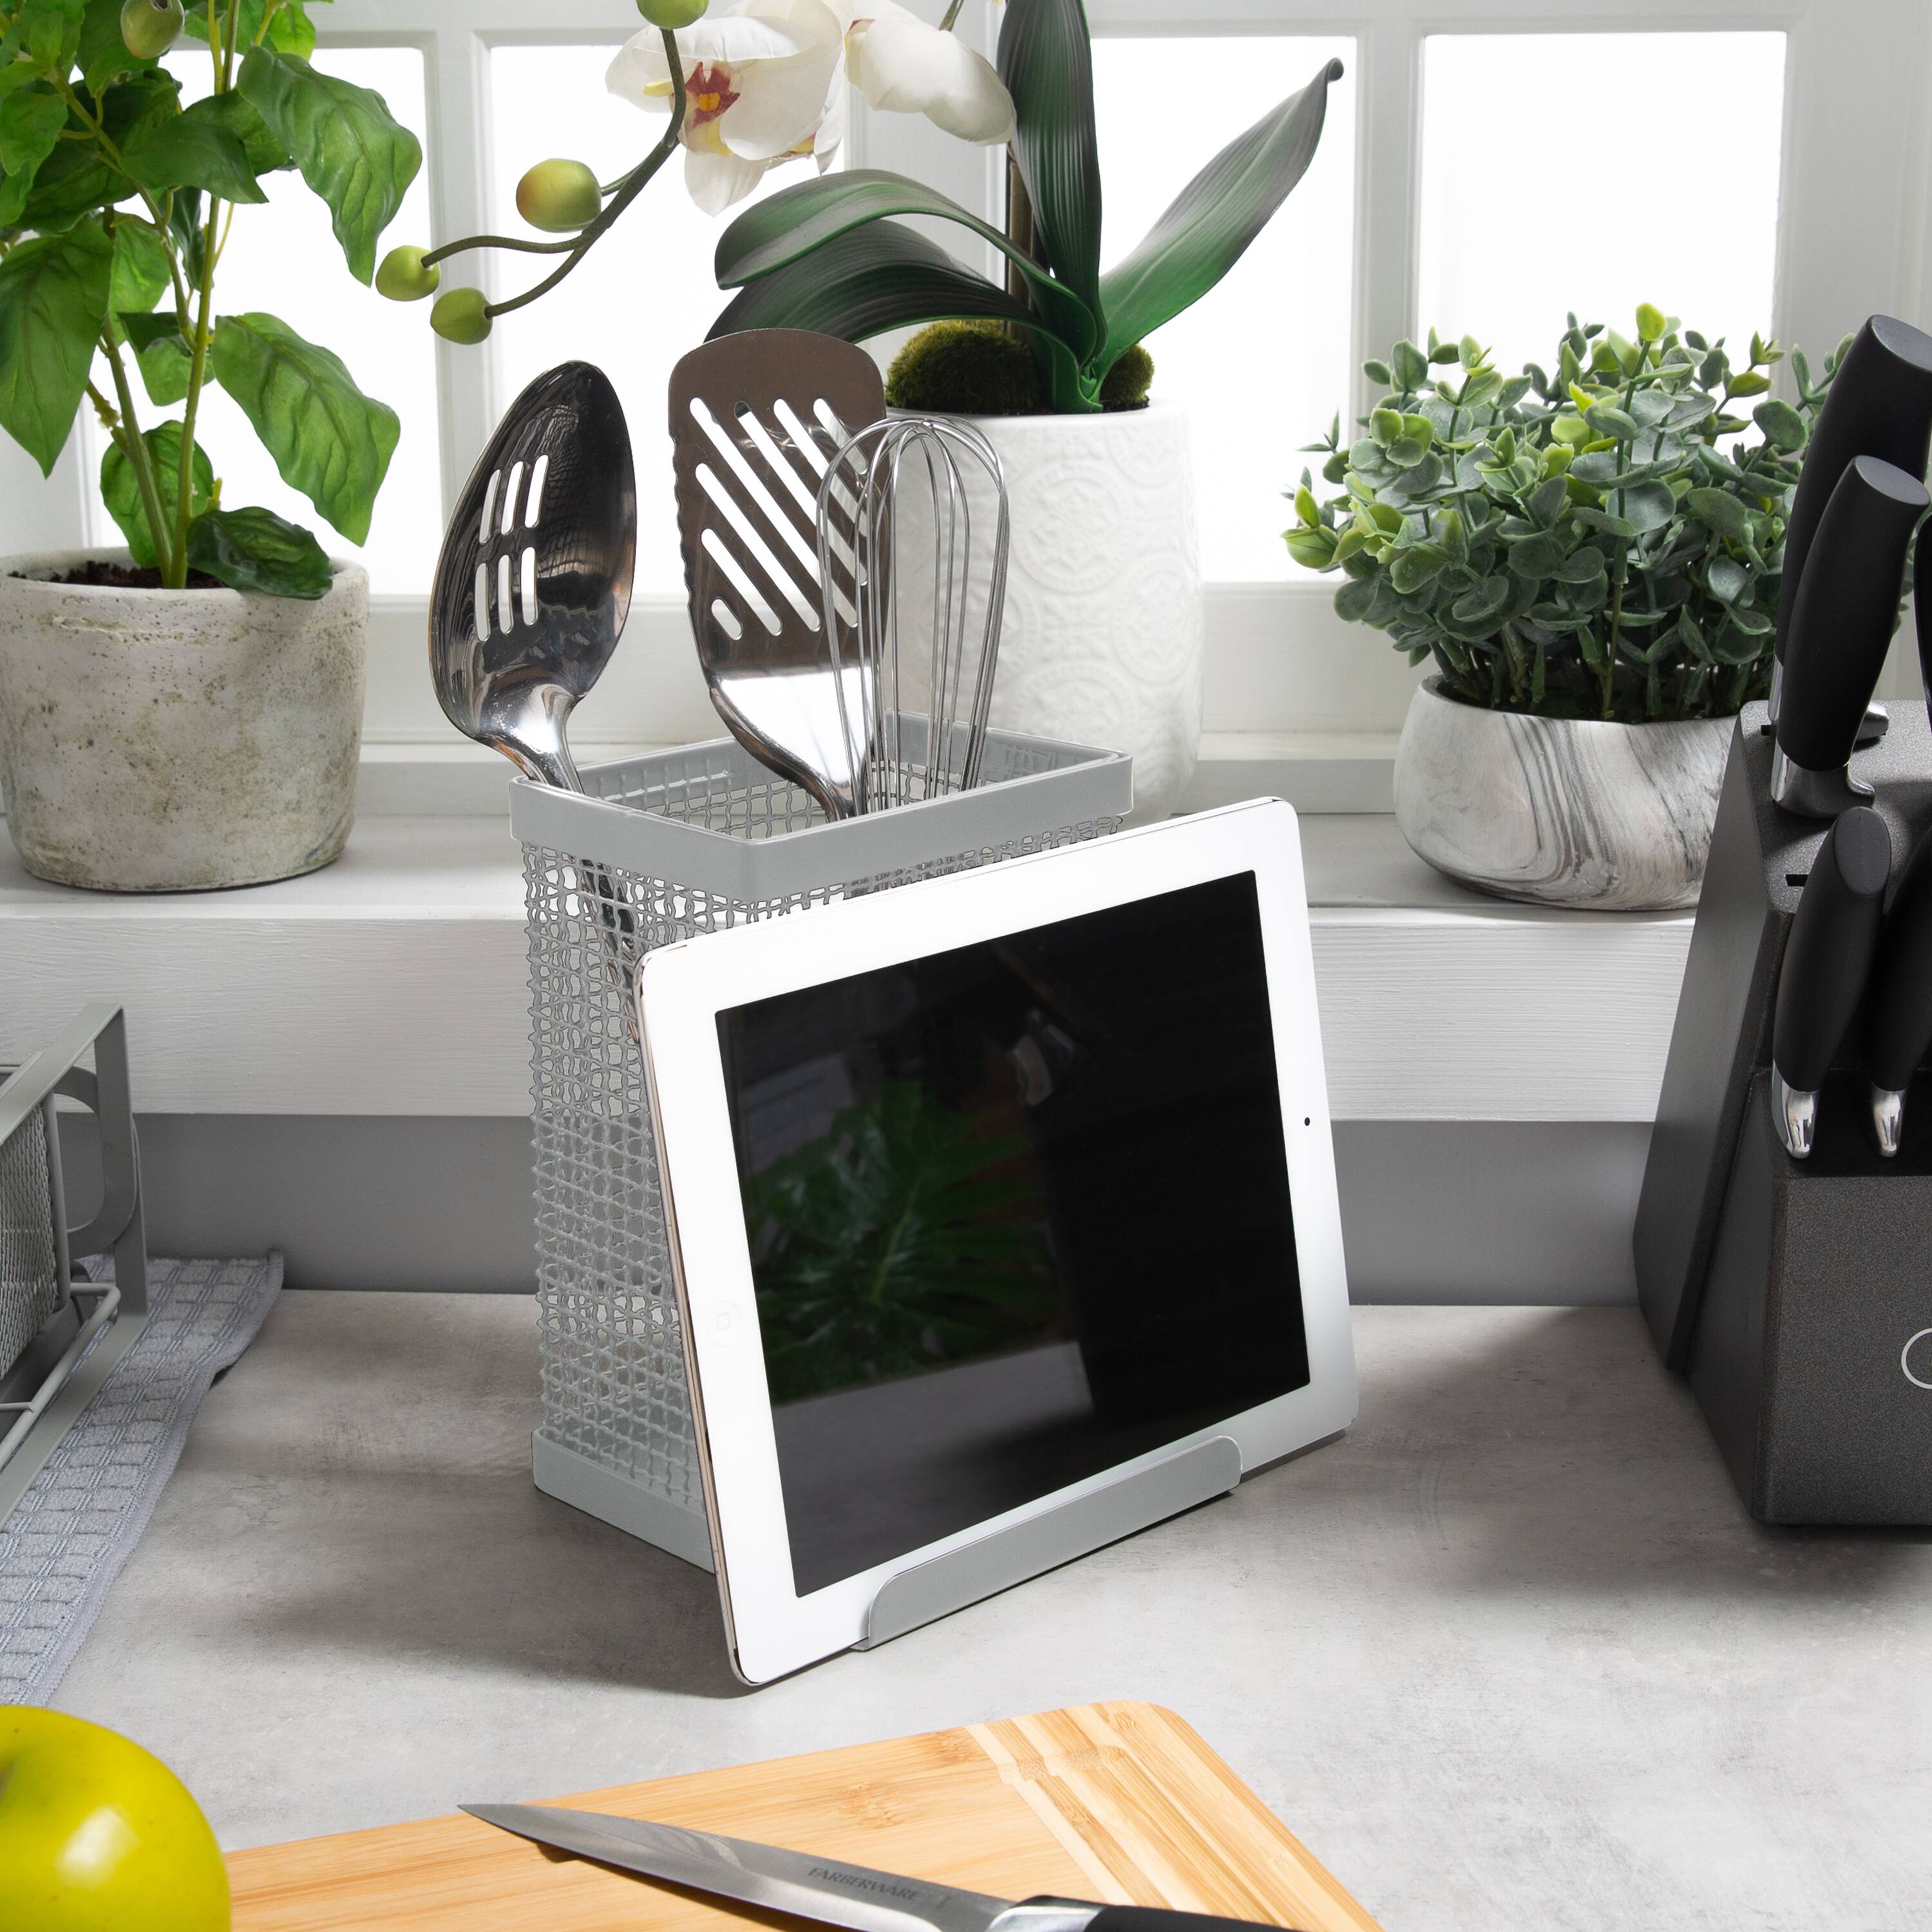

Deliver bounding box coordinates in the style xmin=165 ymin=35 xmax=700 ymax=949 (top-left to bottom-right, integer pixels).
xmin=1090 ymin=36 xmax=1356 ymax=583
xmin=82 ymin=47 xmax=440 ymax=595
xmin=1419 ymin=33 xmax=1785 ymax=378
xmin=487 ymin=45 xmax=833 ymax=601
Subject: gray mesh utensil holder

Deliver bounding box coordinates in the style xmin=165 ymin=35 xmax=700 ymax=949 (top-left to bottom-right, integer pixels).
xmin=513 ymin=718 xmax=1132 ymax=1569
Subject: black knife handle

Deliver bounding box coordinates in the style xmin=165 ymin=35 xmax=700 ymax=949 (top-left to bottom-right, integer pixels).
xmin=1774 ymin=455 xmax=1927 ymax=775
xmin=1917 ymin=520 xmax=1932 ymax=729
xmin=1861 ymin=825 xmax=1932 ymax=1090
xmin=1776 ymin=314 xmax=1932 ymax=665
xmin=1773 ymin=806 xmax=1893 ymax=1092
xmin=1083 ymin=1908 xmax=1309 ymax=1932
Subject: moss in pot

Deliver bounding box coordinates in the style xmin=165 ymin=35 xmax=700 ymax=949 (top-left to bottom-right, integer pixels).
xmin=1286 ymin=309 xmax=1850 ymax=909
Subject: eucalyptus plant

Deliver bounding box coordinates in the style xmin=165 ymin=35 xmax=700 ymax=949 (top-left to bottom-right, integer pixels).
xmin=1287 ymin=309 xmax=1847 ymax=722
xmin=0 ymin=0 xmax=419 ymax=596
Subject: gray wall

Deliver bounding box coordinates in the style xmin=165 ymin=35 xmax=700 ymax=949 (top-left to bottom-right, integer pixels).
xmin=59 ymin=1115 xmax=1647 ymax=1303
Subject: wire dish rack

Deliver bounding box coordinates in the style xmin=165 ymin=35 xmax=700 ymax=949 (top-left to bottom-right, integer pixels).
xmin=511 ymin=717 xmax=1132 ymax=1567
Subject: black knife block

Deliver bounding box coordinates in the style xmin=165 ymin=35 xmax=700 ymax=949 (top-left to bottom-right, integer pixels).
xmin=1634 ymin=699 xmax=1932 ymax=1522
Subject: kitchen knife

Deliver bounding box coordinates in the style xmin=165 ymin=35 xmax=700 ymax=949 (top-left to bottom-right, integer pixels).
xmin=1917 ymin=518 xmax=1932 ymax=726
xmin=461 ymin=1805 xmax=1306 ymax=1932
xmin=1770 ymin=804 xmax=1892 ymax=1157
xmin=1859 ymin=823 xmax=1932 ymax=1154
xmin=1770 ymin=455 xmax=1927 ymax=817
xmin=1770 ymin=313 xmax=1932 ymax=728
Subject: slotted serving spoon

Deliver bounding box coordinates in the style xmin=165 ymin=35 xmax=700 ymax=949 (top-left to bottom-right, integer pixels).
xmin=669 ymin=330 xmax=884 ymax=819
xmin=430 ymin=361 xmax=635 ymax=788
xmin=430 ymin=361 xmax=639 ymax=1019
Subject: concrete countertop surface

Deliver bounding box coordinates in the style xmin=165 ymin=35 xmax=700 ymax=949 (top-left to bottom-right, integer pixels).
xmin=53 ymin=1293 xmax=1930 ymax=1932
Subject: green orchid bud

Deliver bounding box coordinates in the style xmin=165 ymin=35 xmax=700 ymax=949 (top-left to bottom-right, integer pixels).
xmin=516 ymin=159 xmax=603 ymax=232
xmin=431 ymin=288 xmax=491 ymax=345
xmin=375 ymin=246 xmax=440 ymax=303
xmin=638 ymin=0 xmax=709 ymax=21
xmin=121 ymin=0 xmax=184 ymax=59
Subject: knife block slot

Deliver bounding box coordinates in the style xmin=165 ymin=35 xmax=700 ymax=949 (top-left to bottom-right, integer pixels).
xmin=1691 ymin=1069 xmax=1932 ymax=1524
xmin=1635 ymin=701 xmax=1932 ymax=1522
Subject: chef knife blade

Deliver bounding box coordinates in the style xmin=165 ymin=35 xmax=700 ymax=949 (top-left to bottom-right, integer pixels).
xmin=1770 ymin=313 xmax=1932 ymax=728
xmin=460 ymin=1805 xmax=1306 ymax=1932
xmin=1859 ymin=822 xmax=1932 ymax=1154
xmin=1770 ymin=804 xmax=1892 ymax=1157
xmin=1770 ymin=455 xmax=1927 ymax=817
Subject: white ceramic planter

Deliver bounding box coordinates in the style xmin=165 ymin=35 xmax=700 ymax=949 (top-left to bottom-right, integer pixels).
xmin=0 ymin=549 xmax=368 ymax=893
xmin=1394 ymin=677 xmax=1733 ymax=911
xmin=937 ymin=404 xmax=1204 ymax=824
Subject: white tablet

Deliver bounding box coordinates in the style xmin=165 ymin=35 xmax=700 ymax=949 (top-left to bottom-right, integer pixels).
xmin=639 ymin=797 xmax=1356 ymax=1683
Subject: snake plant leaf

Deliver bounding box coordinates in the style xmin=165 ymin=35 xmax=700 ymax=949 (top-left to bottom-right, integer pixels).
xmin=100 ymin=420 xmax=214 ymax=565
xmin=997 ymin=0 xmax=1103 ymax=324
xmin=187 ymin=505 xmax=333 ymax=598
xmin=210 ymin=310 xmax=399 ymax=543
xmin=120 ymin=115 xmax=267 ymax=204
xmin=710 ymin=220 xmax=1044 ymax=348
xmin=714 ymin=169 xmax=1098 ymax=363
xmin=239 ymin=46 xmax=420 ymax=283
xmin=1097 ymin=57 xmax=1341 ymax=372
xmin=0 ymin=222 xmax=110 ymax=473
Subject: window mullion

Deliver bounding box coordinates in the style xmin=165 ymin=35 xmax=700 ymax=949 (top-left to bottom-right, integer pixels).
xmin=1353 ymin=14 xmax=1417 ymax=431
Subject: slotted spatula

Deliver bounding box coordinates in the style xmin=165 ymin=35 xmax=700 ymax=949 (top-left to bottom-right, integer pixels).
xmin=669 ymin=330 xmax=884 ymax=819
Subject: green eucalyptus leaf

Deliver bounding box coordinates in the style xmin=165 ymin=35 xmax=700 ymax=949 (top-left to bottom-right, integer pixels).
xmin=1362 ymin=357 xmax=1392 ymax=386
xmin=186 ymin=504 xmax=333 ymax=598
xmin=1706 ymin=554 xmax=1749 ymax=605
xmin=1727 ymin=371 xmax=1771 ymax=397
xmin=1753 ymin=397 xmax=1806 ymax=453
xmin=1450 ymin=575 xmax=1512 ymax=625
xmin=1334 ymin=576 xmax=1378 ymax=623
xmin=1506 ymin=533 xmax=1566 ymax=578
xmin=0 ymin=222 xmax=111 ymax=475
xmin=996 ymin=0 xmax=1101 ymax=323
xmin=1392 ymin=339 xmax=1427 ymax=390
xmin=1526 ymin=476 xmax=1568 ymax=524
xmin=1687 ymin=487 xmax=1751 ymax=540
xmin=239 ymin=45 xmax=420 ymax=284
xmin=210 ymin=310 xmax=398 ymax=543
xmin=100 ymin=420 xmax=215 ymax=565
xmin=1551 ymin=545 xmax=1607 ymax=583
xmin=1620 ymin=481 xmax=1676 ymax=533
xmin=1095 ymin=56 xmax=1341 ymax=372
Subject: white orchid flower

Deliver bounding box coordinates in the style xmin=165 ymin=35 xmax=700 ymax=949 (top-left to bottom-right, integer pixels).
xmin=831 ymin=3 xmax=1014 ymax=145
xmin=609 ymin=0 xmax=1014 ymax=215
xmin=607 ymin=0 xmax=845 ymax=213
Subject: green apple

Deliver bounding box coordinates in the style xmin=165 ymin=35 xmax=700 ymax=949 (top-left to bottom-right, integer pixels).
xmin=0 ymin=1707 xmax=229 ymax=1931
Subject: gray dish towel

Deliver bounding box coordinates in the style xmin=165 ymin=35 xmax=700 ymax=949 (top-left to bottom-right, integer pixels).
xmin=0 ymin=1253 xmax=282 ymax=1703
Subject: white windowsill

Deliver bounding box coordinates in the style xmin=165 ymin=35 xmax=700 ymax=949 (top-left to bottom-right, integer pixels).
xmin=0 ymin=810 xmax=1691 ymax=1125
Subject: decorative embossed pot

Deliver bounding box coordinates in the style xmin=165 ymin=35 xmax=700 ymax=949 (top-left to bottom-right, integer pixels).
xmin=0 ymin=549 xmax=367 ymax=893
xmin=947 ymin=404 xmax=1203 ymax=824
xmin=1394 ymin=677 xmax=1733 ymax=911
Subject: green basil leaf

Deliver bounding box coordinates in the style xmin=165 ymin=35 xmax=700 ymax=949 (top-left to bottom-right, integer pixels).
xmin=2 ymin=0 xmax=84 ymax=71
xmin=0 ymin=85 xmax=68 ymax=227
xmin=77 ymin=0 xmax=155 ymax=92
xmin=0 ymin=222 xmax=111 ymax=473
xmin=710 ymin=219 xmax=1039 ymax=347
xmin=714 ymin=168 xmax=1097 ymax=363
xmin=186 ymin=504 xmax=332 ymax=598
xmin=109 ymin=216 xmax=173 ymax=322
xmin=238 ymin=46 xmax=420 ymax=284
xmin=24 ymin=72 xmax=170 ymax=228
xmin=996 ymin=0 xmax=1101 ymax=323
xmin=130 ymin=319 xmax=191 ymax=402
xmin=183 ymin=89 xmax=293 ymax=176
xmin=1097 ymin=55 xmax=1340 ymax=374
xmin=183 ymin=0 xmax=316 ymax=59
xmin=121 ymin=114 xmax=267 ymax=202
xmin=100 ymin=419 xmax=215 ymax=565
xmin=210 ymin=309 xmax=398 ymax=543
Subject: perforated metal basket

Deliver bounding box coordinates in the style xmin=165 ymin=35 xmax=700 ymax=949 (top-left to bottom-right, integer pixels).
xmin=513 ymin=719 xmax=1131 ymax=1565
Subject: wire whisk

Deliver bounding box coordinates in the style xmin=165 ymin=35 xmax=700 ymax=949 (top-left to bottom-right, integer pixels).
xmin=814 ymin=415 xmax=1010 ymax=815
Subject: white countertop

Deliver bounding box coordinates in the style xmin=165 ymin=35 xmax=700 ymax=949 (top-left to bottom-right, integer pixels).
xmin=53 ymin=1291 xmax=1929 ymax=1932
xmin=0 ymin=815 xmax=1690 ymax=1122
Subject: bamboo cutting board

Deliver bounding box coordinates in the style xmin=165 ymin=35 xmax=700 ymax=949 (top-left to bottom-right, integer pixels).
xmin=227 ymin=1703 xmax=1383 ymax=1932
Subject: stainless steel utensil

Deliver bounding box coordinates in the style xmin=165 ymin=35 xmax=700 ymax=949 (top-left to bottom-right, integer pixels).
xmin=430 ymin=361 xmax=639 ymax=1023
xmin=460 ymin=1805 xmax=1305 ymax=1932
xmin=817 ymin=415 xmax=1009 ymax=815
xmin=669 ymin=329 xmax=886 ymax=819
xmin=430 ymin=361 xmax=635 ymax=789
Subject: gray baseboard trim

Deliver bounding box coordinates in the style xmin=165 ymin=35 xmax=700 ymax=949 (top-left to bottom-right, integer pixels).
xmin=55 ymin=1113 xmax=1648 ymax=1304
xmin=531 ymin=1432 xmax=715 ymax=1571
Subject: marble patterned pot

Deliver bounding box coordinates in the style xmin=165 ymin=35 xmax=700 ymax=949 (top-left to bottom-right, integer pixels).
xmin=0 ymin=549 xmax=367 ymax=893
xmin=927 ymin=404 xmax=1204 ymax=824
xmin=1394 ymin=677 xmax=1733 ymax=911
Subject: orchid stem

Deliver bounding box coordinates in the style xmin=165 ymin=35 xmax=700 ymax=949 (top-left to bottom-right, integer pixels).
xmin=939 ymin=0 xmax=966 ymax=28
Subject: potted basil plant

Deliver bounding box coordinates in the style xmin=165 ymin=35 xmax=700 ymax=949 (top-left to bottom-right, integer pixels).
xmin=0 ymin=0 xmax=417 ymax=891
xmin=1287 ymin=310 xmax=1842 ymax=909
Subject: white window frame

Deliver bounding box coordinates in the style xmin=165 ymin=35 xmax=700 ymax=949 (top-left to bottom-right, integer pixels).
xmin=8 ymin=0 xmax=1931 ymax=759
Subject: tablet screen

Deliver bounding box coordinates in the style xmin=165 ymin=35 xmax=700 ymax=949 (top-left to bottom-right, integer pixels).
xmin=715 ymin=868 xmax=1309 ymax=1597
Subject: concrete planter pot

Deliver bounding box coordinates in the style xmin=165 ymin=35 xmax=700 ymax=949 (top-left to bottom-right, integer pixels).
xmin=940 ymin=404 xmax=1204 ymax=824
xmin=0 ymin=549 xmax=368 ymax=893
xmin=1394 ymin=677 xmax=1733 ymax=911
